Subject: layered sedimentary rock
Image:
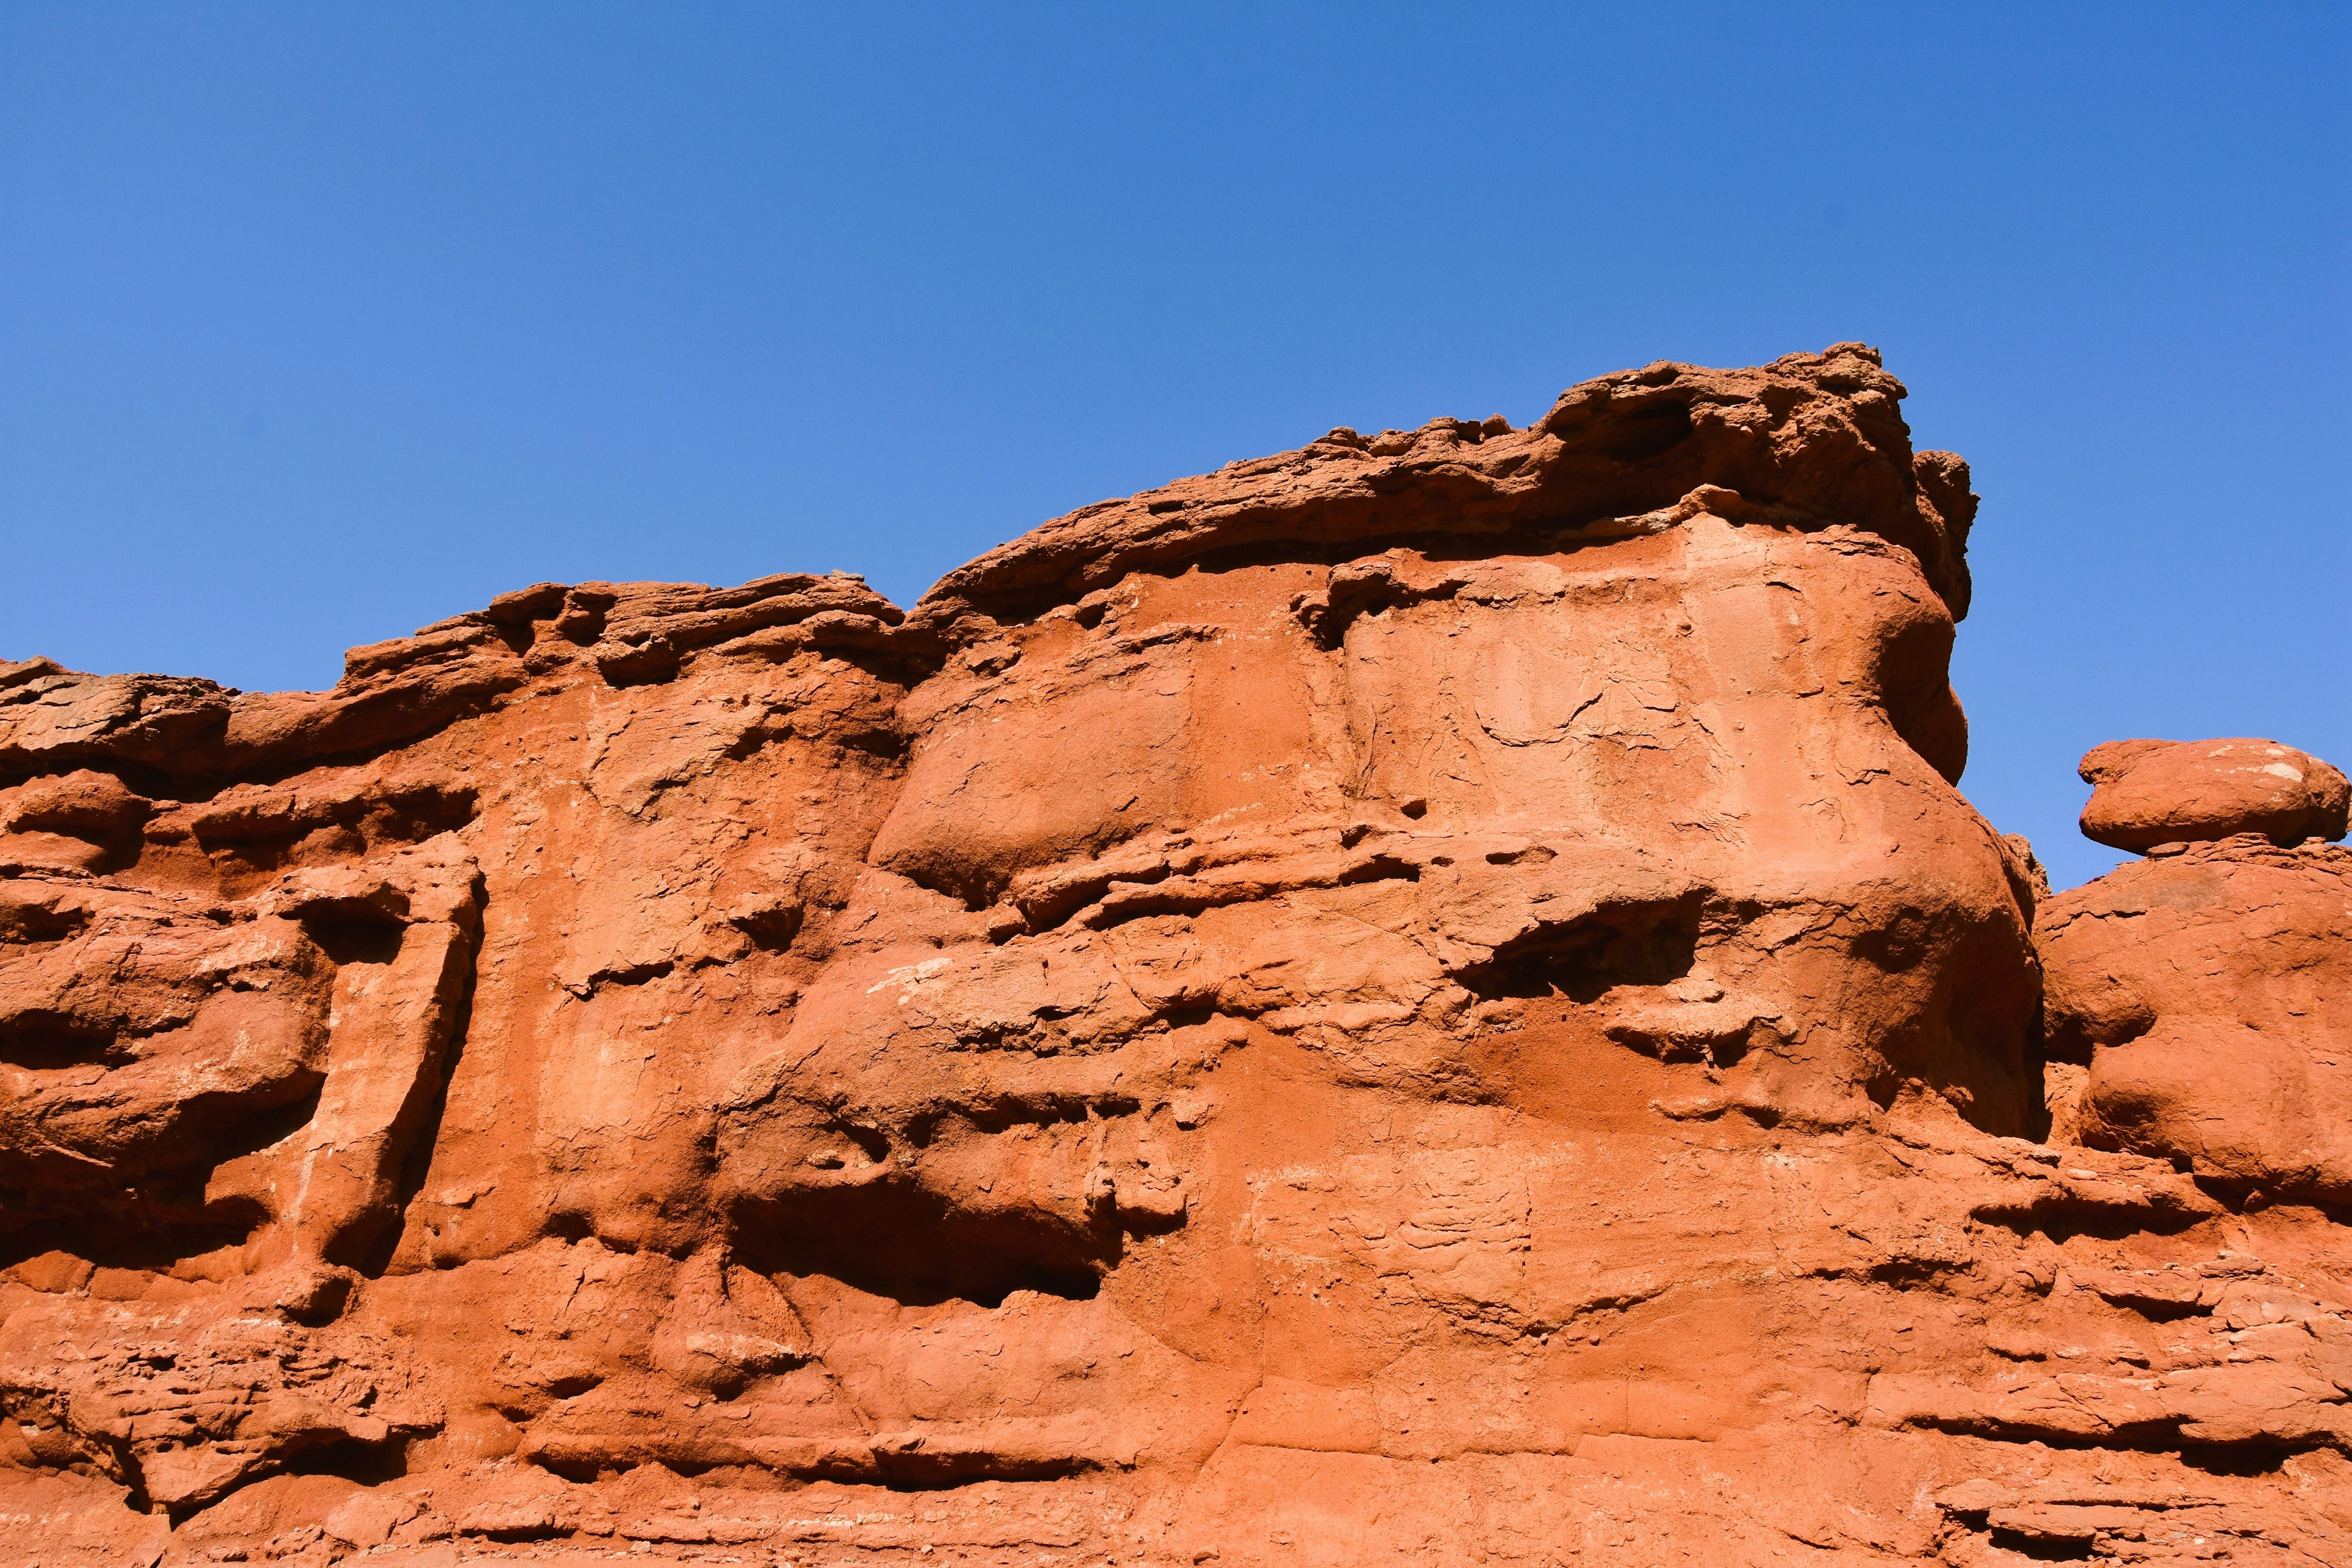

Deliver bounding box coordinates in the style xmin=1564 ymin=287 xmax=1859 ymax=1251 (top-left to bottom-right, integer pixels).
xmin=2041 ymin=740 xmax=2352 ymax=1210
xmin=3 ymin=345 xmax=2348 ymax=1566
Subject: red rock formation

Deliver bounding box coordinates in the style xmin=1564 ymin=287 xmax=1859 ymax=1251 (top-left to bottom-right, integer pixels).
xmin=4 ymin=347 xmax=2349 ymax=1566
xmin=2078 ymin=738 xmax=2350 ymax=853
xmin=2042 ymin=744 xmax=2352 ymax=1207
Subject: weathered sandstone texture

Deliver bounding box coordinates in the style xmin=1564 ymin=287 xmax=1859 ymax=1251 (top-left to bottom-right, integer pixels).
xmin=4 ymin=345 xmax=2348 ymax=1566
xmin=2077 ymin=739 xmax=2349 ymax=856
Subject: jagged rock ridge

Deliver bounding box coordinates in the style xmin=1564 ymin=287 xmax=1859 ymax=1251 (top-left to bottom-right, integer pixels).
xmin=2 ymin=346 xmax=2346 ymax=1566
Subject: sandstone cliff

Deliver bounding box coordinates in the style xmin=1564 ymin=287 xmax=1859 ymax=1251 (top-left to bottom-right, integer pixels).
xmin=2 ymin=346 xmax=2346 ymax=1566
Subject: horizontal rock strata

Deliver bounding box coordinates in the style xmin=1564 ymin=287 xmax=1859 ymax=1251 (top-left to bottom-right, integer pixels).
xmin=2 ymin=346 xmax=2346 ymax=1566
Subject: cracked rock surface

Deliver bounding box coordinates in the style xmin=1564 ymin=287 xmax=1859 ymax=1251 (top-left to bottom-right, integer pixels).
xmin=3 ymin=345 xmax=2346 ymax=1566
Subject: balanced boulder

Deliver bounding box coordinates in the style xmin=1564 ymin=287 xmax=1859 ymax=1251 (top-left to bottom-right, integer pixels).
xmin=2042 ymin=739 xmax=2352 ymax=1205
xmin=2078 ymin=736 xmax=2348 ymax=852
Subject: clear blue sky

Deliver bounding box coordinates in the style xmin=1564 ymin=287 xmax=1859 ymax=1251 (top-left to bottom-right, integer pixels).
xmin=3 ymin=4 xmax=2346 ymax=889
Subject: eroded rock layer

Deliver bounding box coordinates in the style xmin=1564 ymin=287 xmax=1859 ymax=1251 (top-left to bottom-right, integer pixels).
xmin=4 ymin=345 xmax=2347 ymax=1566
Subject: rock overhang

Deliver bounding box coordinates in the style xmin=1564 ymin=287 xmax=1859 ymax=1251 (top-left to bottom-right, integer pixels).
xmin=909 ymin=342 xmax=1977 ymax=644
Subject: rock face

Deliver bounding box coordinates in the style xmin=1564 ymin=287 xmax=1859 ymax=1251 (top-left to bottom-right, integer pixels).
xmin=4 ymin=345 xmax=2350 ymax=1566
xmin=2041 ymin=832 xmax=2352 ymax=1206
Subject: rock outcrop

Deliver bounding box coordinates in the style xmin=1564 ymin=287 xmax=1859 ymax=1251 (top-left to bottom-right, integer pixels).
xmin=4 ymin=347 xmax=2348 ymax=1566
xmin=2078 ymin=737 xmax=2350 ymax=853
xmin=2041 ymin=805 xmax=2351 ymax=1210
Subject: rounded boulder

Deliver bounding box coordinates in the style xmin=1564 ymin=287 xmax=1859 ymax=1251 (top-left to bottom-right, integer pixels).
xmin=2078 ymin=737 xmax=2348 ymax=853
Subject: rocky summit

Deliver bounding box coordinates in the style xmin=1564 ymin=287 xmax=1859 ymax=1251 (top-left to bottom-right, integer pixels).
xmin=3 ymin=345 xmax=2346 ymax=1566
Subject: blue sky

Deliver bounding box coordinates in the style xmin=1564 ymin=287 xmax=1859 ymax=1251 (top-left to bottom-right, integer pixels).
xmin=3 ymin=3 xmax=2345 ymax=888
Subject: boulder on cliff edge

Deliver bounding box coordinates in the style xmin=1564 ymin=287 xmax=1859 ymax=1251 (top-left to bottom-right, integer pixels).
xmin=2079 ymin=736 xmax=2349 ymax=852
xmin=2041 ymin=737 xmax=2352 ymax=1206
